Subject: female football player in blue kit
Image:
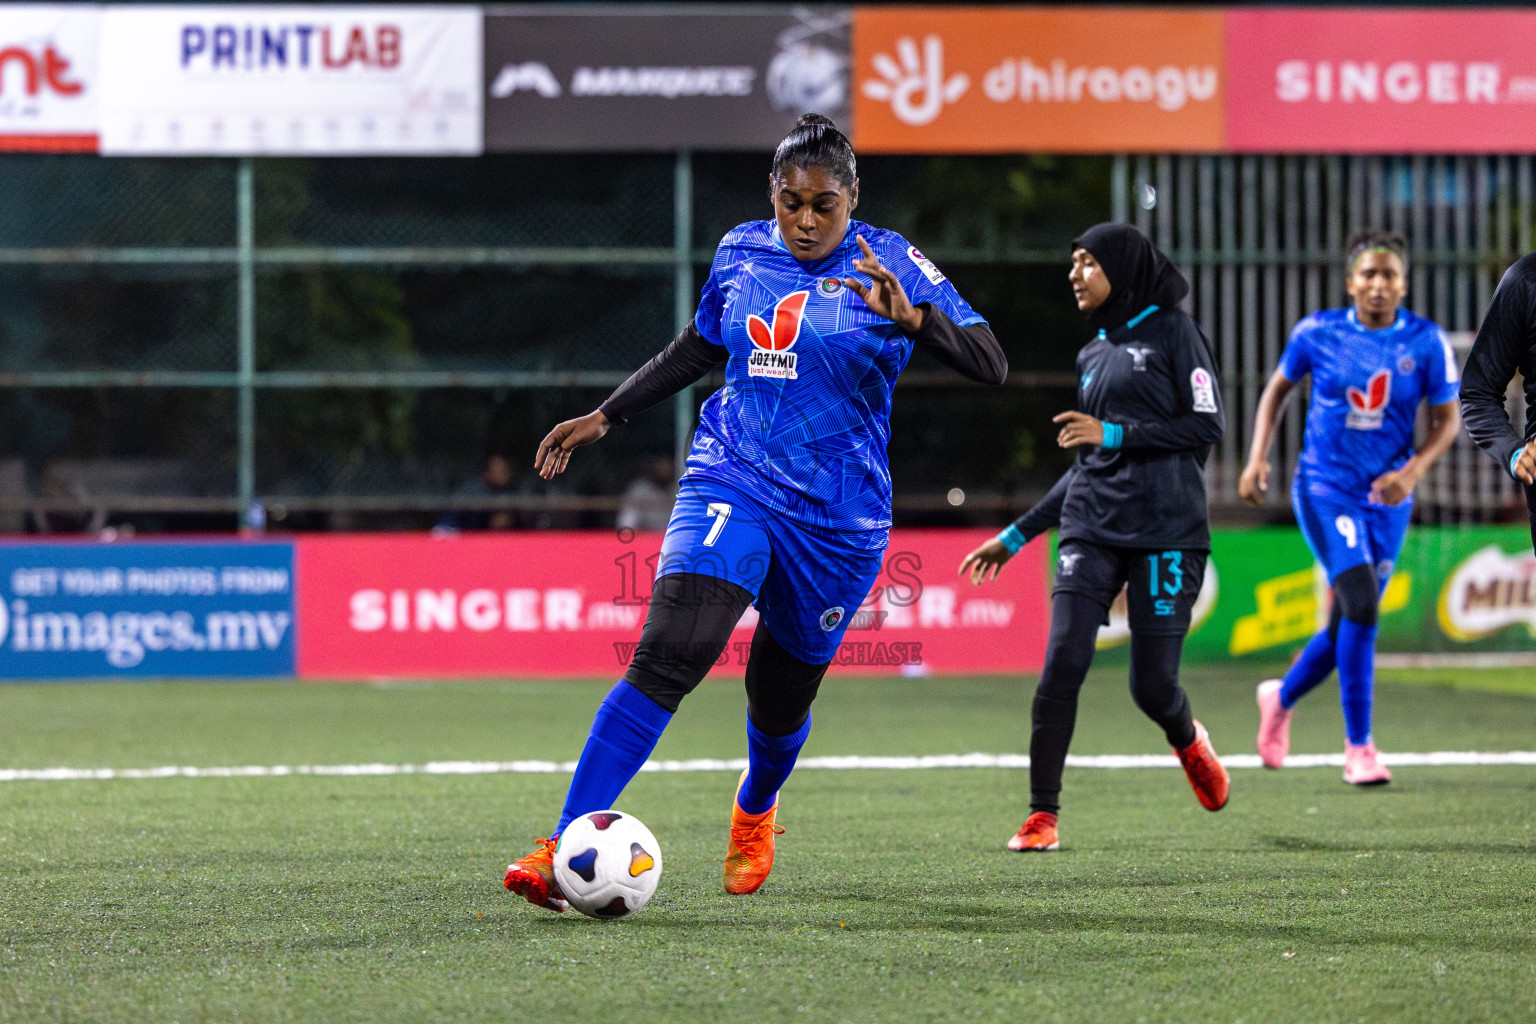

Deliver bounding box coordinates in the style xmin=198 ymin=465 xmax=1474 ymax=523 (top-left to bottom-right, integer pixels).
xmin=1239 ymin=230 xmax=1461 ymax=785
xmin=502 ymin=114 xmax=1007 ymax=912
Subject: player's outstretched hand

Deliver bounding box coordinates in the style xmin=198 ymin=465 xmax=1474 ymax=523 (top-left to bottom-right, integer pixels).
xmin=959 ymin=537 xmax=1014 ymax=586
xmin=1052 ymin=410 xmax=1104 ymax=449
xmin=844 ymin=235 xmax=924 ymax=334
xmin=1515 ymin=440 xmax=1536 ymax=486
xmin=1238 ymin=459 xmax=1269 ymax=506
xmin=535 ymin=410 xmax=611 ymax=480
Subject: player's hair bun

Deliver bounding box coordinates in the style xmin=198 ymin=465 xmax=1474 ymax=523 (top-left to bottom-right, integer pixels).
xmin=772 ymin=112 xmax=857 ymax=191
xmin=795 ymin=112 xmax=840 ymax=131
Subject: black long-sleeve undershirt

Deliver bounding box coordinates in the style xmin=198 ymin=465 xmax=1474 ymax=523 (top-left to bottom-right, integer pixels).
xmin=1461 ymin=253 xmax=1536 ymax=474
xmin=596 ymin=305 xmax=1007 ymax=426
xmin=598 ymin=324 xmax=725 ymax=426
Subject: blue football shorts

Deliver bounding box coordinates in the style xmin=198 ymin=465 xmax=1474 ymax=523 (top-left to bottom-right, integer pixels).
xmin=655 ymin=479 xmax=886 ymax=664
xmin=1292 ymin=476 xmax=1412 ymax=588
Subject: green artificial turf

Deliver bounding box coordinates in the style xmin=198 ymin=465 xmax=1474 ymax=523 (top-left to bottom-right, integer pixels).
xmin=2 ymin=666 xmax=1534 ymax=1023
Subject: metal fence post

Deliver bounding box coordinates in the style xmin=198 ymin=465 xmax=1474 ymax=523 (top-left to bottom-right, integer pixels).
xmin=672 ymin=149 xmax=694 ymax=478
xmin=237 ymin=158 xmax=256 ymax=526
xmin=1111 ymin=155 xmax=1128 ymax=223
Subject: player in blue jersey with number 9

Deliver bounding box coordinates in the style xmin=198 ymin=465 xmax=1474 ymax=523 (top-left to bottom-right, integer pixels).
xmin=501 ymin=113 xmax=1008 ymax=912
xmin=1240 ymin=230 xmax=1461 ymax=785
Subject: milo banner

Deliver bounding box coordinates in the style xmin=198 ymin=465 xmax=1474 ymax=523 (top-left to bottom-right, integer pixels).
xmin=1087 ymin=525 xmax=1536 ymax=662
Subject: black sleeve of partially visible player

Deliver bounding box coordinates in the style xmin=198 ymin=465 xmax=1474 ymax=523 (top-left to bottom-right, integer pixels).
xmin=910 ymin=304 xmax=1009 ymax=385
xmin=598 ymin=324 xmax=727 ymax=426
xmin=1461 ymin=263 xmax=1536 ymax=473
xmin=1007 ymin=465 xmax=1077 ymax=543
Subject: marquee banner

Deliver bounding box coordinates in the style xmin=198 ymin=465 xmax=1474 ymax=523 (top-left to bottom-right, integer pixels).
xmin=483 ymin=7 xmax=849 ymax=152
xmin=96 ymin=5 xmax=481 ymax=155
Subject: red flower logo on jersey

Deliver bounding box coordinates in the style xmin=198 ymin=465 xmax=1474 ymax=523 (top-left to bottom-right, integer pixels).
xmin=746 ymin=290 xmax=809 ymax=379
xmin=1345 ymin=368 xmax=1391 ymax=430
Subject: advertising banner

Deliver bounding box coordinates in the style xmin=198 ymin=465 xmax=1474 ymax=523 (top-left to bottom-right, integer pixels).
xmin=295 ymin=530 xmax=1048 ymax=679
xmin=1097 ymin=525 xmax=1536 ymax=665
xmin=0 ymin=4 xmax=98 ymax=152
xmin=0 ymin=541 xmax=296 ymax=679
xmin=97 ymin=5 xmax=481 ymax=156
xmin=1225 ymin=9 xmax=1536 ymax=154
xmin=851 ymin=6 xmax=1224 ymax=154
xmin=484 ymin=7 xmax=849 ymax=152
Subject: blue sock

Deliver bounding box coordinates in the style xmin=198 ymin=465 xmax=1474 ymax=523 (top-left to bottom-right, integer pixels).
xmin=1279 ymin=628 xmax=1336 ymax=709
xmin=555 ymin=681 xmax=672 ymax=835
xmin=738 ymin=714 xmax=811 ymax=816
xmin=1335 ymin=618 xmax=1377 ymax=746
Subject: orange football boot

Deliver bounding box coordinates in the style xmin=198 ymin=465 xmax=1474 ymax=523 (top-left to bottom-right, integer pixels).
xmin=503 ymin=837 xmax=568 ymax=912
xmin=724 ymin=770 xmax=784 ymax=895
xmin=1006 ymin=811 xmax=1059 ymax=852
xmin=1175 ymin=719 xmax=1230 ymax=811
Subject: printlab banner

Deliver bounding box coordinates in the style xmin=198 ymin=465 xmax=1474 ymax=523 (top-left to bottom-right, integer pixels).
xmin=97 ymin=5 xmax=481 ymax=155
xmin=483 ymin=7 xmax=849 ymax=152
xmin=0 ymin=4 xmax=99 ymax=152
xmin=0 ymin=541 xmax=296 ymax=678
xmin=295 ymin=530 xmax=1049 ymax=679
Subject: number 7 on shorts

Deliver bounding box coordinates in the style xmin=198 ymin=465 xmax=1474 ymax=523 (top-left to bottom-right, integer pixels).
xmin=703 ymin=502 xmax=732 ymax=547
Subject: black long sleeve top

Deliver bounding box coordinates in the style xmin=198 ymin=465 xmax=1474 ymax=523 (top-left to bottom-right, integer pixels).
xmin=1006 ymin=305 xmax=1225 ymax=552
xmin=1460 ymin=252 xmax=1536 ymax=476
xmin=597 ymin=304 xmax=1007 ymax=425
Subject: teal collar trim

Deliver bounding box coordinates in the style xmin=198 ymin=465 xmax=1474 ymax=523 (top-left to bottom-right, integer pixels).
xmin=1099 ymin=305 xmax=1160 ymax=341
xmin=1125 ymin=304 xmax=1160 ymax=330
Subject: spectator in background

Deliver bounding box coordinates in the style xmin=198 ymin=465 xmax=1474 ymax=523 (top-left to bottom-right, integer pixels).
xmin=436 ymin=452 xmax=519 ymax=532
xmin=616 ymin=456 xmax=677 ymax=532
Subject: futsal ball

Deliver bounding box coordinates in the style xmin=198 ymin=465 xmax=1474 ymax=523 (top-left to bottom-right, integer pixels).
xmin=553 ymin=810 xmax=663 ymax=919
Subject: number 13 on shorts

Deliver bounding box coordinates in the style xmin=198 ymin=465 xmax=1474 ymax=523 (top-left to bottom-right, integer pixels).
xmin=704 ymin=503 xmax=732 ymax=546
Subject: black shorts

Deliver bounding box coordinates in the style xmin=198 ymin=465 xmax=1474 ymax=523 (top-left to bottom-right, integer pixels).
xmin=1053 ymin=538 xmax=1207 ymax=636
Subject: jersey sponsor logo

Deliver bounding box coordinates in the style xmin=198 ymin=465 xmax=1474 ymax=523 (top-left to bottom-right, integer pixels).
xmin=746 ymin=290 xmax=809 ymax=380
xmin=818 ymin=605 xmax=845 ymax=631
xmin=1126 ymin=345 xmax=1153 ymax=371
xmin=907 ymin=246 xmax=947 ymax=285
xmin=1345 ymin=368 xmax=1391 ymax=430
xmin=1190 ymin=367 xmax=1218 ymax=413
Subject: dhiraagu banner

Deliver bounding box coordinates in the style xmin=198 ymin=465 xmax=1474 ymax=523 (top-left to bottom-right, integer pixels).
xmin=1055 ymin=525 xmax=1536 ymax=663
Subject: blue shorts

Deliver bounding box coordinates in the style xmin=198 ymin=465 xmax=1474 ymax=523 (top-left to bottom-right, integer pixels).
xmin=656 ymin=480 xmax=886 ymax=664
xmin=1292 ymin=477 xmax=1412 ymax=588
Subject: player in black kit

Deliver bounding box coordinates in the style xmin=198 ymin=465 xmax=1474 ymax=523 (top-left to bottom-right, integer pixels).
xmin=1460 ymin=252 xmax=1536 ymax=547
xmin=959 ymin=223 xmax=1230 ymax=852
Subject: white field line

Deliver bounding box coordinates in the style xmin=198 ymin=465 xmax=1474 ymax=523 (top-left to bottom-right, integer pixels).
xmin=2 ymin=751 xmax=1535 ymax=783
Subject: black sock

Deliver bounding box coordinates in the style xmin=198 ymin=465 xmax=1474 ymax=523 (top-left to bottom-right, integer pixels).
xmin=1029 ymin=693 xmax=1079 ymax=814
xmin=1129 ymin=632 xmax=1196 ymax=749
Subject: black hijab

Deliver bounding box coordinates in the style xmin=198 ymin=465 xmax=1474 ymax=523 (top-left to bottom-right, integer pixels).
xmin=1072 ymin=223 xmax=1190 ymax=333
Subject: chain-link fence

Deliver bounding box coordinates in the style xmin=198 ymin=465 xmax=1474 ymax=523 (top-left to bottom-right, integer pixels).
xmin=0 ymin=152 xmax=1529 ymax=533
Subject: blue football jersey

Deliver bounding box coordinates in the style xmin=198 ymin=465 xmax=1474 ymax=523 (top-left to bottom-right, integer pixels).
xmin=1279 ymin=307 xmax=1460 ymax=501
xmin=687 ymin=219 xmax=984 ymax=544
